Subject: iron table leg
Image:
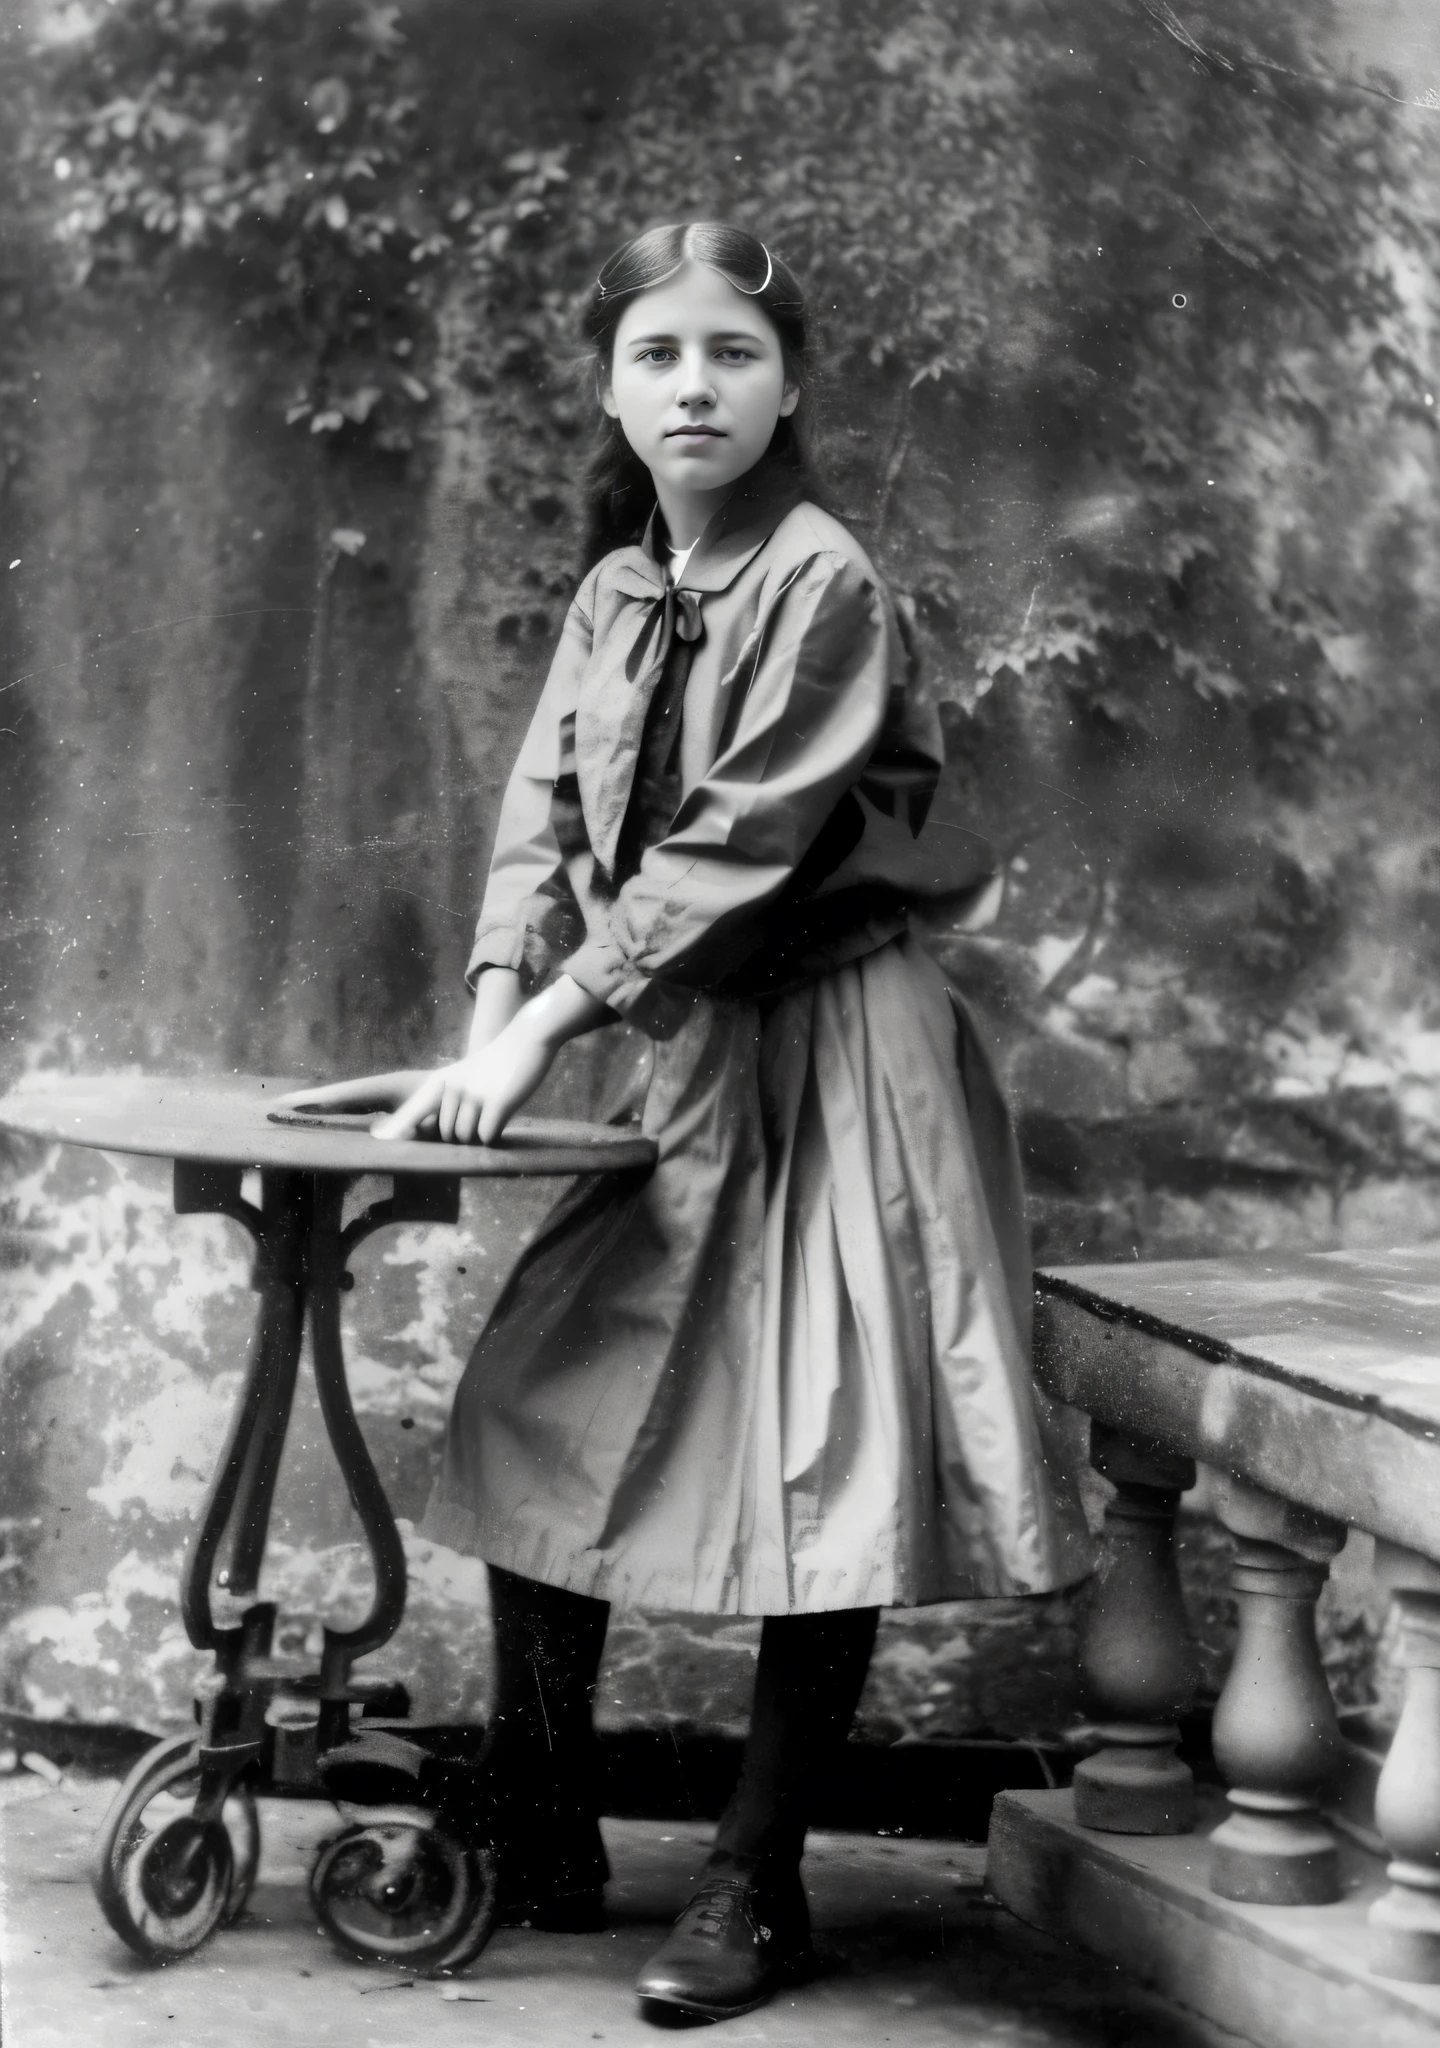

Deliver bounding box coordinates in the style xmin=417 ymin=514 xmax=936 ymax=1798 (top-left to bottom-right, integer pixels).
xmin=92 ymin=1159 xmax=462 ymax=1964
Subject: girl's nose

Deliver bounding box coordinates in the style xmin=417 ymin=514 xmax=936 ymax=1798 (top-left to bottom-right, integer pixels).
xmin=677 ymin=354 xmax=717 ymax=408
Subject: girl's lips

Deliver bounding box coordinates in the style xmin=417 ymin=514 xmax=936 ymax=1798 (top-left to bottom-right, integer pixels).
xmin=666 ymin=426 xmax=725 ymax=437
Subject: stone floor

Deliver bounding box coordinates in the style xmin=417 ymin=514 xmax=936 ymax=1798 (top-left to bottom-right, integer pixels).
xmin=0 ymin=1772 xmax=1236 ymax=2047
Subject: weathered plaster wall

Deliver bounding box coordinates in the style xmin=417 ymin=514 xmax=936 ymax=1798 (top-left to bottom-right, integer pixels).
xmin=2 ymin=0 xmax=1439 ymax=1745
xmin=0 ymin=281 xmax=1093 ymax=1737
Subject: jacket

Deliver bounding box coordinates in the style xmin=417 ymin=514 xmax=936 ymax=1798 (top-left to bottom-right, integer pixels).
xmin=466 ymin=466 xmax=995 ymax=1031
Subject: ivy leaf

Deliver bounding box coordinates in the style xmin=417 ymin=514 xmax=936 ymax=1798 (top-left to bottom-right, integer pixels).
xmin=351 ymin=6 xmax=404 ymax=57
xmin=1175 ymin=652 xmax=1245 ymax=703
xmin=309 ymin=77 xmax=352 ymax=134
xmin=337 ymin=386 xmax=382 ymax=423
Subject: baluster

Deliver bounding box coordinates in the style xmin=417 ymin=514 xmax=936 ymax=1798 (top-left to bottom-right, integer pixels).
xmin=1072 ymin=1422 xmax=1198 ymax=1834
xmin=1368 ymin=1543 xmax=1440 ymax=1982
xmin=1209 ymin=1474 xmax=1346 ymax=1905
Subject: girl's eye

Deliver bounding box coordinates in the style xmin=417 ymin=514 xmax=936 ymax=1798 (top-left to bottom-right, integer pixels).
xmin=630 ymin=346 xmax=754 ymax=365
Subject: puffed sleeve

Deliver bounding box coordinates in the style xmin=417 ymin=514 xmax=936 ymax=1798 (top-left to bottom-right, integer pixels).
xmin=465 ymin=589 xmax=593 ymax=991
xmin=560 ymin=552 xmax=894 ymax=1014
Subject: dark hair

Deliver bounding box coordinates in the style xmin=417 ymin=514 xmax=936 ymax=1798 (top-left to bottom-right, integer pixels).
xmin=577 ymin=221 xmax=823 ymax=570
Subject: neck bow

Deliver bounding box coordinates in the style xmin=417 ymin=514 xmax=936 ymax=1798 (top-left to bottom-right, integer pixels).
xmin=574 ymin=573 xmax=705 ymax=882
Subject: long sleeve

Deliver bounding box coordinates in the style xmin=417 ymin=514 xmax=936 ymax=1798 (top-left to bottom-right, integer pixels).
xmin=465 ymin=592 xmax=593 ymax=991
xmin=561 ymin=552 xmax=895 ymax=1015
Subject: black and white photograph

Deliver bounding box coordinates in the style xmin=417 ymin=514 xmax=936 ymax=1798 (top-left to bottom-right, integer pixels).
xmin=2 ymin=3 xmax=1439 ymax=2042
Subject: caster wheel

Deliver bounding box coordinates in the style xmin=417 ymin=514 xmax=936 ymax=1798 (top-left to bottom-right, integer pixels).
xmin=310 ymin=1819 xmax=498 ymax=1975
xmin=94 ymin=1733 xmax=245 ymax=1961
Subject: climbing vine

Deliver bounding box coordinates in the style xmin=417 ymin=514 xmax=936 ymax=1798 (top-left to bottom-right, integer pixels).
xmin=9 ymin=0 xmax=1440 ymax=1241
xmin=35 ymin=0 xmax=571 ymax=450
xmin=28 ymin=0 xmax=1440 ymax=734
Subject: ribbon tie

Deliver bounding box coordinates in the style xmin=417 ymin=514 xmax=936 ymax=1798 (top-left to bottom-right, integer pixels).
xmin=673 ymin=586 xmax=704 ymax=643
xmin=575 ymin=579 xmax=705 ymax=882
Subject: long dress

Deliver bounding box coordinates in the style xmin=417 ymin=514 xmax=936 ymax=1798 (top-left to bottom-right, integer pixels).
xmin=421 ymin=469 xmax=1091 ymax=1615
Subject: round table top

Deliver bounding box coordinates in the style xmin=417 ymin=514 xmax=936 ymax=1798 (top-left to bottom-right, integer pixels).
xmin=0 ymin=1072 xmax=657 ymax=1178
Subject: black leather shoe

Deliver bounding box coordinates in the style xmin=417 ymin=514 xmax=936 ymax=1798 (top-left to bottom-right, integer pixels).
xmin=635 ymin=1868 xmax=813 ymax=2020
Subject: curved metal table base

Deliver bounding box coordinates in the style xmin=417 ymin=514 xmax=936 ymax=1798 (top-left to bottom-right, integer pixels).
xmin=0 ymin=1074 xmax=656 ymax=1965
xmin=176 ymin=1162 xmax=460 ymax=1791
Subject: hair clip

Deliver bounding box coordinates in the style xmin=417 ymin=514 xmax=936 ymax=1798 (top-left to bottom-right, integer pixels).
xmin=729 ymin=244 xmax=773 ymax=297
xmin=594 ymin=247 xmax=774 ymax=302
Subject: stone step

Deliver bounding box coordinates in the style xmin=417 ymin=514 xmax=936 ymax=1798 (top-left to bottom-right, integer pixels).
xmin=988 ymin=1784 xmax=1440 ymax=2048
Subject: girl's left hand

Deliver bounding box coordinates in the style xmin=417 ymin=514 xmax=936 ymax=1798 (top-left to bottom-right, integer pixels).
xmin=371 ymin=1011 xmax=559 ymax=1146
xmin=276 ymin=1071 xmax=434 ymax=1116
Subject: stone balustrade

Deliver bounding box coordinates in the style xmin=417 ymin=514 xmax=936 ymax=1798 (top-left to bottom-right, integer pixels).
xmin=1369 ymin=1542 xmax=1440 ymax=1981
xmin=1069 ymin=1423 xmax=1197 ymax=1836
xmin=1005 ymin=1241 xmax=1440 ymax=2027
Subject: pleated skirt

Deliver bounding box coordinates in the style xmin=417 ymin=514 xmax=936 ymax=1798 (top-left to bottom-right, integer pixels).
xmin=423 ymin=934 xmax=1091 ymax=1614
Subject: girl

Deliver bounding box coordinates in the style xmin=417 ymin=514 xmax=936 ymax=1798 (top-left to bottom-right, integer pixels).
xmin=289 ymin=221 xmax=1088 ymax=2023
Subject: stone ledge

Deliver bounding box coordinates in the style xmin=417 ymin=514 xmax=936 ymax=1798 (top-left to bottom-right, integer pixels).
xmin=1032 ymin=1277 xmax=1440 ymax=1559
xmin=987 ymin=1785 xmax=1440 ymax=2048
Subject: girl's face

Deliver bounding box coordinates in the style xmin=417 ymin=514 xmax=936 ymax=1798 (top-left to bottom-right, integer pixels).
xmin=602 ymin=261 xmax=799 ymax=509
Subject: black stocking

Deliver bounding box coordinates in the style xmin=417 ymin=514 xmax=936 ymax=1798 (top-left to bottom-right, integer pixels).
xmin=438 ymin=1563 xmax=611 ymax=1904
xmin=709 ymin=1606 xmax=880 ymax=1876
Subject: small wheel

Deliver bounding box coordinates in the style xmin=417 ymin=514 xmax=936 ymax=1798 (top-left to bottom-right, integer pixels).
xmin=310 ymin=1819 xmax=498 ymax=1976
xmin=93 ymin=1734 xmax=235 ymax=1962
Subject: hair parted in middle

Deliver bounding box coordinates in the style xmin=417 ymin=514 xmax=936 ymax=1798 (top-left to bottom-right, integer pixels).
xmin=577 ymin=221 xmax=824 ymax=570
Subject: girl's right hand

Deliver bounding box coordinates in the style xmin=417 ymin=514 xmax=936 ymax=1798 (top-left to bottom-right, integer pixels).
xmin=373 ymin=973 xmax=610 ymax=1145
xmin=372 ymin=1013 xmax=558 ymax=1145
xmin=277 ymin=970 xmax=527 ymax=1133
